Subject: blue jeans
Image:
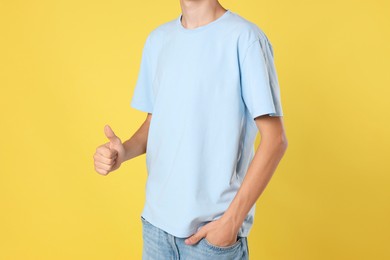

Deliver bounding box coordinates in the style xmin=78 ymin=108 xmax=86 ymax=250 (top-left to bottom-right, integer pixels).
xmin=141 ymin=216 xmax=249 ymax=260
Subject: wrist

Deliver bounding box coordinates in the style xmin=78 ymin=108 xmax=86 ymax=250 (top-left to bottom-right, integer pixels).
xmin=220 ymin=212 xmax=242 ymax=233
xmin=122 ymin=140 xmax=131 ymax=161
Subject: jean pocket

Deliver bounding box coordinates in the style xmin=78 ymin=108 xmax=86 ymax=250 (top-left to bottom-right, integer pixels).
xmin=202 ymin=236 xmax=242 ymax=251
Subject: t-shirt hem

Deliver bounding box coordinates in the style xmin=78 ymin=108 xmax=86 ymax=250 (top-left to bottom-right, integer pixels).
xmin=130 ymin=101 xmax=153 ymax=113
xmin=251 ymin=109 xmax=283 ymax=119
xmin=140 ymin=213 xmax=250 ymax=238
xmin=141 ymin=213 xmax=198 ymax=238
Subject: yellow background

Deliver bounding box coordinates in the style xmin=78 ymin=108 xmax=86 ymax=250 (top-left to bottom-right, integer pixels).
xmin=1 ymin=0 xmax=389 ymax=259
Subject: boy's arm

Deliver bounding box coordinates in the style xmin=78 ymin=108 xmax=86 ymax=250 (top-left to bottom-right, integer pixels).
xmin=184 ymin=115 xmax=288 ymax=246
xmin=221 ymin=115 xmax=288 ymax=230
xmin=122 ymin=113 xmax=153 ymax=161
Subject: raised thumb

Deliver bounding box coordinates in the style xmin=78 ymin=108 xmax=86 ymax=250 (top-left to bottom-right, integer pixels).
xmin=104 ymin=125 xmax=121 ymax=147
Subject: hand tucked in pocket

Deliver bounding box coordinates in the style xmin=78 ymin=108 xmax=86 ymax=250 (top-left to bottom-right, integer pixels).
xmin=184 ymin=216 xmax=239 ymax=247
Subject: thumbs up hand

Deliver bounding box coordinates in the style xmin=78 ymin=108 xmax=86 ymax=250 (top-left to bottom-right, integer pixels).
xmin=93 ymin=125 xmax=126 ymax=176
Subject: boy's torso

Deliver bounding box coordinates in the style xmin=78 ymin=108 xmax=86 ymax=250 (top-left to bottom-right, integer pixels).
xmin=131 ymin=9 xmax=278 ymax=238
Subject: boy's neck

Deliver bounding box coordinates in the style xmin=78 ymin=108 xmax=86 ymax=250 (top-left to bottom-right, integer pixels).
xmin=179 ymin=0 xmax=227 ymax=30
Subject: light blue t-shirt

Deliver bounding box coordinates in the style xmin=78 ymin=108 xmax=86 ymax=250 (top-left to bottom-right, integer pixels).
xmin=130 ymin=9 xmax=283 ymax=238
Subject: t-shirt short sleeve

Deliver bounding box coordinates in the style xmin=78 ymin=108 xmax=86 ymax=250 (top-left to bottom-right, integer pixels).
xmin=130 ymin=35 xmax=154 ymax=113
xmin=240 ymin=36 xmax=284 ymax=119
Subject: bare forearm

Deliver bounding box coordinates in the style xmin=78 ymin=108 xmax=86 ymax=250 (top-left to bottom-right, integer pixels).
xmin=221 ymin=136 xmax=288 ymax=231
xmin=122 ymin=120 xmax=151 ymax=161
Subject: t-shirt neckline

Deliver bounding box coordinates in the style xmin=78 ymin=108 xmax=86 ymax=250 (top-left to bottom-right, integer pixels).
xmin=176 ymin=9 xmax=231 ymax=33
